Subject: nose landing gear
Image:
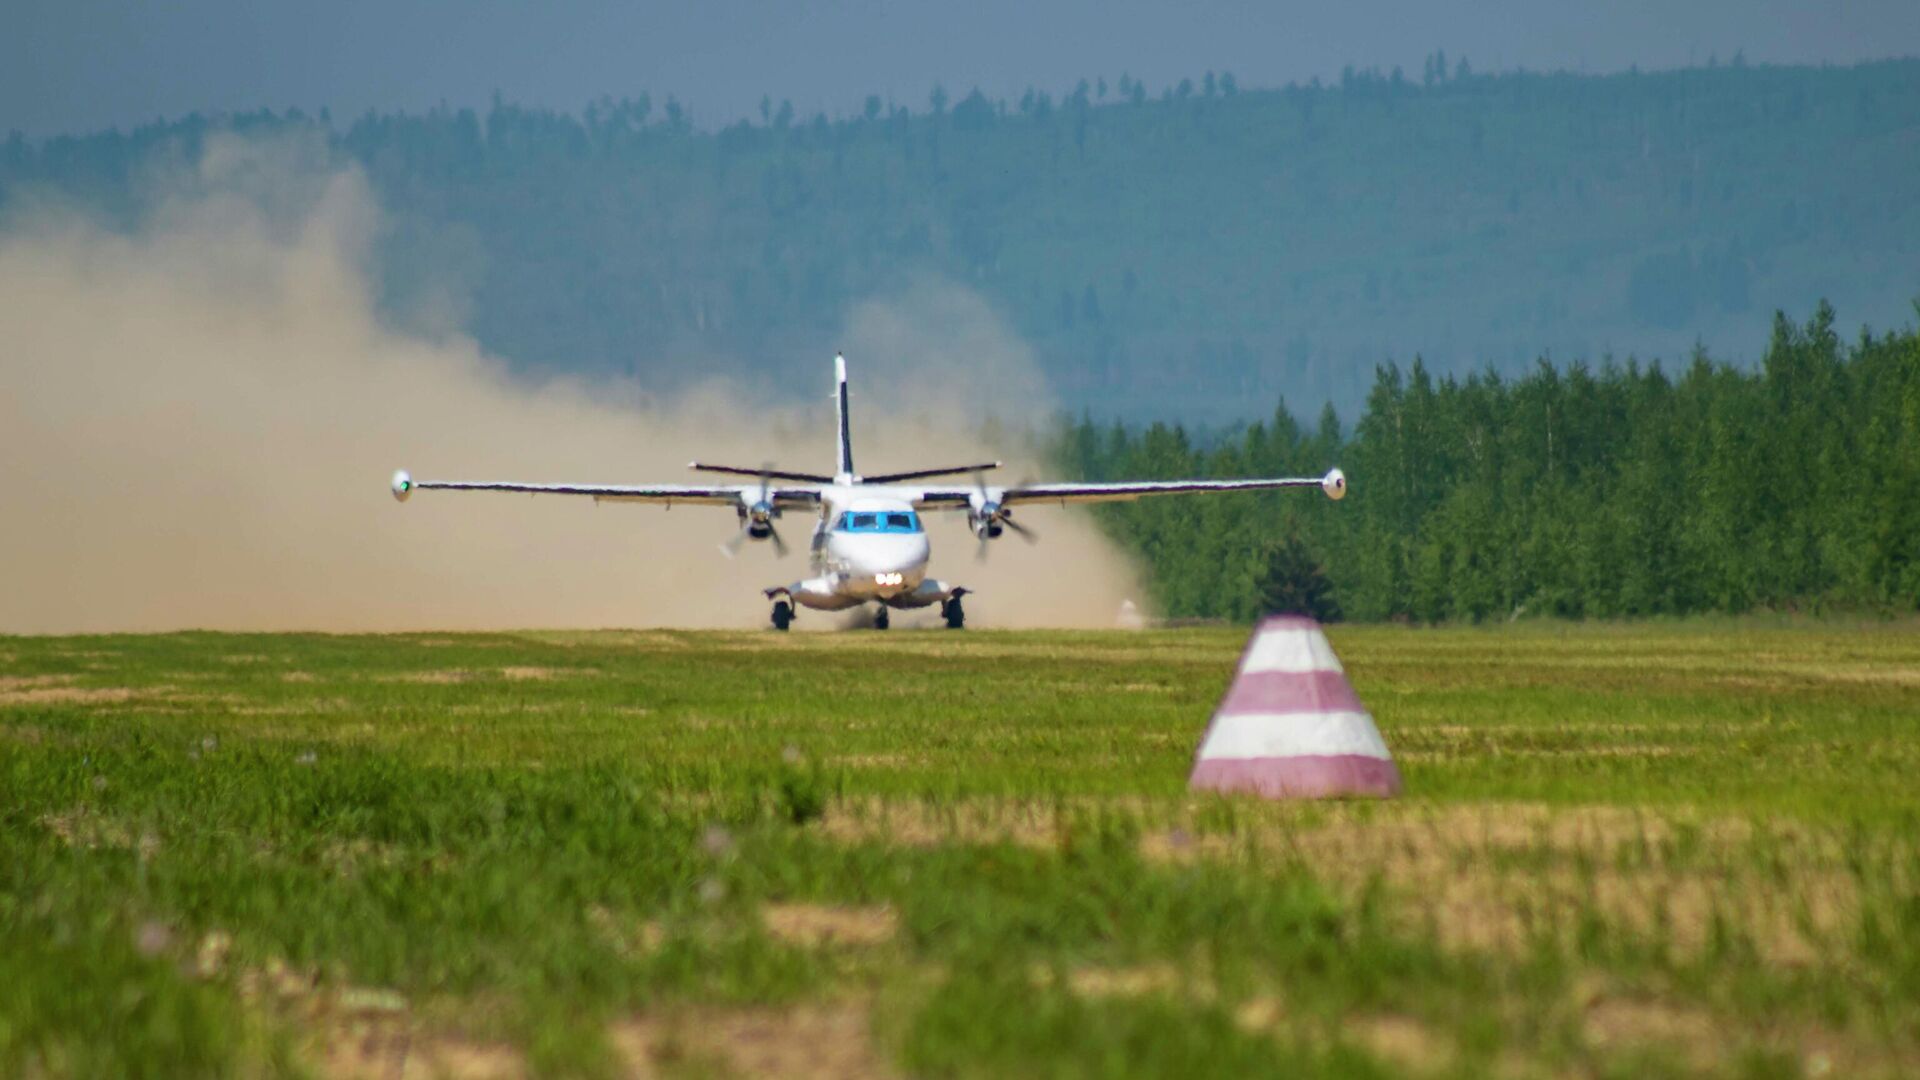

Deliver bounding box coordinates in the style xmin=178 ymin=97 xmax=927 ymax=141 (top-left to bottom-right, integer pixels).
xmin=872 ymin=606 xmax=890 ymax=631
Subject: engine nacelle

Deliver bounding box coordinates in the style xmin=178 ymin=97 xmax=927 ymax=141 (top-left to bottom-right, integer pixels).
xmin=743 ymin=500 xmax=777 ymax=538
xmin=967 ymin=488 xmax=1009 ymax=539
xmin=969 ymin=501 xmax=1006 ymax=540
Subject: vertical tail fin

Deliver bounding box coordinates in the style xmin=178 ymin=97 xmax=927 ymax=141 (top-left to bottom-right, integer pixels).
xmin=834 ymin=353 xmax=855 ymax=480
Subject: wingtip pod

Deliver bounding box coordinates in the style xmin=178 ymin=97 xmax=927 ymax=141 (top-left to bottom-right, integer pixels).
xmin=1322 ymin=467 xmax=1347 ymax=501
xmin=391 ymin=469 xmax=413 ymax=503
xmin=835 ymin=352 xmax=847 ymax=384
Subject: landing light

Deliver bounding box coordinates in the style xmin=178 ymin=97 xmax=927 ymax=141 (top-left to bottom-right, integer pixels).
xmin=875 ymin=572 xmax=904 ymax=586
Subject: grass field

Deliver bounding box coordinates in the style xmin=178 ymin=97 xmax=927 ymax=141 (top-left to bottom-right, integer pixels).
xmin=3 ymin=622 xmax=1918 ymax=1078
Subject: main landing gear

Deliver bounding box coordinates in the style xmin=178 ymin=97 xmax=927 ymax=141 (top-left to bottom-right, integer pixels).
xmin=770 ymin=599 xmax=793 ymax=631
xmin=940 ymin=595 xmax=965 ymax=630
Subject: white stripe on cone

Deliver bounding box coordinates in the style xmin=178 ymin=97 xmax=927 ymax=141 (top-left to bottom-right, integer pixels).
xmin=1239 ymin=622 xmax=1345 ymax=674
xmin=1196 ymin=710 xmax=1392 ymax=761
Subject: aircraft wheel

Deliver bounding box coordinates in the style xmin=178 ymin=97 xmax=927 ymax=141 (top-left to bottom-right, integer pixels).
xmin=771 ymin=600 xmax=793 ymax=631
xmin=942 ymin=597 xmax=965 ymax=630
xmin=873 ymin=606 xmax=890 ymax=631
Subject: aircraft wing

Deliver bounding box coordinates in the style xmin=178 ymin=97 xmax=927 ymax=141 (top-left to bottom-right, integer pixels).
xmin=390 ymin=471 xmax=821 ymax=509
xmin=911 ymin=469 xmax=1345 ymax=509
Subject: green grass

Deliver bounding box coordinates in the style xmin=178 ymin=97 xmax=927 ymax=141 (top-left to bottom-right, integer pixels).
xmin=2 ymin=622 xmax=1918 ymax=1077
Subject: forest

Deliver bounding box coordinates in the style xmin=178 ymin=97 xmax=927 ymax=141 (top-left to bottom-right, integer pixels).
xmin=1057 ymin=303 xmax=1920 ymax=620
xmin=4 ymin=57 xmax=1919 ymax=421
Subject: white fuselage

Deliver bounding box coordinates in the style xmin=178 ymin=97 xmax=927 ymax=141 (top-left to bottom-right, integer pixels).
xmin=784 ymin=486 xmax=949 ymax=611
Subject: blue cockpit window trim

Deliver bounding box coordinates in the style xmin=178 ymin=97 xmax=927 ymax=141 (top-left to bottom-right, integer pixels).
xmin=836 ymin=511 xmax=922 ymax=533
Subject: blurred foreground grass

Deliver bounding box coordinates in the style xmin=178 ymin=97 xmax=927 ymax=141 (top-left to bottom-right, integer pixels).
xmin=2 ymin=621 xmax=1917 ymax=1077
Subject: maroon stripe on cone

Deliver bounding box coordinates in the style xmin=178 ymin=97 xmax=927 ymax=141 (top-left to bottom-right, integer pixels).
xmin=1216 ymin=670 xmax=1364 ymax=716
xmin=1189 ymin=755 xmax=1402 ymax=799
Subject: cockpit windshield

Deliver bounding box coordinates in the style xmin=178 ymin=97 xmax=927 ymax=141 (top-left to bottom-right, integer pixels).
xmin=837 ymin=510 xmax=922 ymax=533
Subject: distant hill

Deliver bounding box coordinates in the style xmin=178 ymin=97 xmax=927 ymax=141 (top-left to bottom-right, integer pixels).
xmin=6 ymin=58 xmax=1918 ymax=421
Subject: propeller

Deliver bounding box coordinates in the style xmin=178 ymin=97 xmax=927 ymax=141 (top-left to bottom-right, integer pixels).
xmin=969 ymin=469 xmax=1038 ymax=562
xmin=720 ymin=466 xmax=789 ymax=558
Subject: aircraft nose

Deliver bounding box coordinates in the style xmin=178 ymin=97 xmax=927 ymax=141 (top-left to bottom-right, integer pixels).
xmin=865 ymin=537 xmax=929 ymax=591
xmin=866 ymin=535 xmax=928 ymax=571
xmin=891 ymin=541 xmax=931 ymax=573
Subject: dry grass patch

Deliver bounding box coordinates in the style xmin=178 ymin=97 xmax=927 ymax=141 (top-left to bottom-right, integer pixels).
xmin=40 ymin=809 xmax=160 ymax=858
xmin=314 ymin=1022 xmax=521 ymax=1080
xmin=1044 ymin=965 xmax=1456 ymax=1074
xmin=1232 ymin=995 xmax=1286 ymax=1032
xmin=289 ymin=988 xmax=520 ymax=1080
xmin=377 ymin=670 xmax=473 ymax=685
xmin=1140 ymin=803 xmax=1860 ymax=963
xmin=374 ymin=667 xmax=588 ymax=684
xmin=0 ymin=674 xmax=142 ymax=706
xmin=1 ymin=675 xmax=75 ymax=691
xmin=1774 ymin=663 xmax=1920 ymax=689
xmin=1573 ymin=981 xmax=1919 ymax=1078
xmin=230 ymin=955 xmax=522 ymax=1079
xmin=123 ymin=921 xmax=522 ymax=1079
xmin=1348 ymin=1013 xmax=1455 ymax=1073
xmin=587 ymin=906 xmax=667 ymax=959
xmin=818 ymin=797 xmax=1060 ymax=851
xmin=318 ymin=838 xmax=459 ymax=877
xmin=1582 ymin=996 xmax=1723 ymax=1071
xmin=762 ymin=903 xmax=898 ymax=949
xmin=1042 ymin=962 xmax=1195 ymax=1001
xmin=612 ymin=999 xmax=896 ymax=1079
xmin=834 ymin=753 xmax=922 ymax=769
xmin=499 ymin=666 xmax=584 ymax=681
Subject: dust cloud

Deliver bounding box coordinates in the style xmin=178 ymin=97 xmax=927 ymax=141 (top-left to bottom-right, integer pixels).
xmin=0 ymin=137 xmax=1144 ymax=633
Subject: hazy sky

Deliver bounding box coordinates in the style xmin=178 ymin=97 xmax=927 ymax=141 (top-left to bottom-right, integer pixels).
xmin=8 ymin=0 xmax=1920 ymax=136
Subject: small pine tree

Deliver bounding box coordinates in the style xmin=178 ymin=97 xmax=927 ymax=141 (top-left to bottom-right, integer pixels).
xmin=1254 ymin=533 xmax=1342 ymax=622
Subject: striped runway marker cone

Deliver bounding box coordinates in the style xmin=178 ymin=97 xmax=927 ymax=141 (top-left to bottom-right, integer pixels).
xmin=1188 ymin=616 xmax=1401 ymax=799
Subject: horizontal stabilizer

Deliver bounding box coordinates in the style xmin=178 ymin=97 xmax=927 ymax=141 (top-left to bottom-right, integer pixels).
xmin=861 ymin=461 xmax=1003 ymax=484
xmin=687 ymin=462 xmax=834 ymax=484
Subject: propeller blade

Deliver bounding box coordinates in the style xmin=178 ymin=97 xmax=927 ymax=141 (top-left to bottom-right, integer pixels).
xmin=768 ymin=525 xmax=789 ymax=558
xmin=1002 ymin=514 xmax=1039 ymax=544
xmin=720 ymin=527 xmax=749 ymax=558
xmin=975 ymin=531 xmax=991 ymax=563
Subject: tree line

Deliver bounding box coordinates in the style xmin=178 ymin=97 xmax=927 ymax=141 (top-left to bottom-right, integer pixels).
xmin=5 ymin=60 xmax=1918 ymax=423
xmin=1052 ymin=304 xmax=1920 ymax=621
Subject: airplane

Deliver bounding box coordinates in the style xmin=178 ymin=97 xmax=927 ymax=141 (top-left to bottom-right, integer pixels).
xmin=389 ymin=355 xmax=1346 ymax=630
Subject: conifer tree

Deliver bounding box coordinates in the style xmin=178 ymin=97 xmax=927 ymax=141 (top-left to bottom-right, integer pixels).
xmin=1254 ymin=533 xmax=1342 ymax=622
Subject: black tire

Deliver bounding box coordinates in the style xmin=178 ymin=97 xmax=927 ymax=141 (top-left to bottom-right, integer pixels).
xmin=771 ymin=600 xmax=793 ymax=631
xmin=943 ymin=596 xmax=965 ymax=630
xmin=873 ymin=606 xmax=890 ymax=630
